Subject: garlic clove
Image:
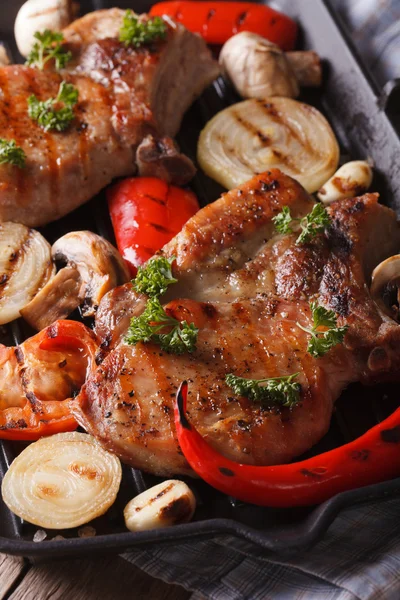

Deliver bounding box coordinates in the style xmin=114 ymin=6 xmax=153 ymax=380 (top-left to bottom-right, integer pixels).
xmin=124 ymin=480 xmax=196 ymax=532
xmin=317 ymin=161 xmax=373 ymax=204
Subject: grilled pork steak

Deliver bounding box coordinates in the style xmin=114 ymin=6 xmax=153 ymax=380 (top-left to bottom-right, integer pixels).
xmin=0 ymin=9 xmax=219 ymax=227
xmin=73 ymin=169 xmax=400 ymax=476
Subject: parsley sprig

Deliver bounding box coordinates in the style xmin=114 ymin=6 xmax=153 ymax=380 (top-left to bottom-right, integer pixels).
xmin=125 ymin=297 xmax=198 ymax=354
xmin=119 ymin=11 xmax=167 ymax=47
xmin=134 ymin=256 xmax=177 ymax=297
xmin=226 ymin=373 xmax=301 ymax=407
xmin=126 ymin=255 xmax=198 ymax=354
xmin=272 ymin=203 xmax=331 ymax=245
xmin=297 ymin=302 xmax=348 ymax=358
xmin=28 ymin=81 xmax=78 ymax=132
xmin=0 ymin=139 xmax=26 ymax=168
xmin=26 ymin=30 xmax=72 ymax=71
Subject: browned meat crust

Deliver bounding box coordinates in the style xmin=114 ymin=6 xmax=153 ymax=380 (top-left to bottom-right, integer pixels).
xmin=0 ymin=10 xmax=219 ymax=226
xmin=73 ymin=169 xmax=400 ymax=476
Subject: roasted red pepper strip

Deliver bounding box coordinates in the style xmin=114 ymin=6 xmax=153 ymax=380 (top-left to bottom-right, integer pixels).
xmin=150 ymin=1 xmax=298 ymax=50
xmin=0 ymin=320 xmax=99 ymax=440
xmin=175 ymin=381 xmax=400 ymax=507
xmin=107 ymin=177 xmax=199 ymax=276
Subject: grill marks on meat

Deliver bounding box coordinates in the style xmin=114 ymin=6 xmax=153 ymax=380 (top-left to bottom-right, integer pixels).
xmin=73 ymin=169 xmax=400 ymax=476
xmin=0 ymin=9 xmax=219 ymax=227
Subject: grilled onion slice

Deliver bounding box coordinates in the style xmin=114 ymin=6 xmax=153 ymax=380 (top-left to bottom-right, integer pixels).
xmin=0 ymin=222 xmax=55 ymax=325
xmin=1 ymin=432 xmax=122 ymax=529
xmin=197 ymin=97 xmax=339 ymax=193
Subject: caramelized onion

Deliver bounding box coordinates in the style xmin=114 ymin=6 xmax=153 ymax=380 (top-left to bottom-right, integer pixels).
xmin=1 ymin=432 xmax=122 ymax=529
xmin=197 ymin=97 xmax=339 ymax=193
xmin=0 ymin=222 xmax=55 ymax=325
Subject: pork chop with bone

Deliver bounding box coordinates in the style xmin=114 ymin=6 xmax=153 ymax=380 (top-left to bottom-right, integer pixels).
xmin=0 ymin=9 xmax=219 ymax=227
xmin=73 ymin=169 xmax=400 ymax=476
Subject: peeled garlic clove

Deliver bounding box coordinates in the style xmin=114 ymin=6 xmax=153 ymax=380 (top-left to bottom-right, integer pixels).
xmin=124 ymin=480 xmax=196 ymax=532
xmin=0 ymin=222 xmax=55 ymax=325
xmin=317 ymin=161 xmax=373 ymax=204
xmin=1 ymin=432 xmax=122 ymax=529
xmin=14 ymin=0 xmax=74 ymax=58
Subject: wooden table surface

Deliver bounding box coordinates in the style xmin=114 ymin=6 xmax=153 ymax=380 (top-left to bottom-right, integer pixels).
xmin=0 ymin=553 xmax=194 ymax=600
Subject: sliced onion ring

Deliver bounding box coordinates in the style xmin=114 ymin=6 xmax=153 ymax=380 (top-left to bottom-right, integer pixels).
xmin=1 ymin=432 xmax=122 ymax=529
xmin=197 ymin=97 xmax=339 ymax=193
xmin=0 ymin=222 xmax=55 ymax=325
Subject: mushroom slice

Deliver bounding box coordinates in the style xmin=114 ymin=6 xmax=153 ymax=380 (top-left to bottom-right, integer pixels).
xmin=1 ymin=432 xmax=122 ymax=529
xmin=21 ymin=231 xmax=130 ymax=330
xmin=21 ymin=266 xmax=82 ymax=331
xmin=0 ymin=222 xmax=55 ymax=325
xmin=371 ymin=255 xmax=400 ymax=322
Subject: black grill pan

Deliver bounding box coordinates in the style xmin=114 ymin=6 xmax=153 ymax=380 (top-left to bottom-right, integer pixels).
xmin=1 ymin=0 xmax=400 ymax=560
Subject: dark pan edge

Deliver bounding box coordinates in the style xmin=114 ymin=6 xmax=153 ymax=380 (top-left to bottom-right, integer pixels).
xmin=1 ymin=477 xmax=400 ymax=559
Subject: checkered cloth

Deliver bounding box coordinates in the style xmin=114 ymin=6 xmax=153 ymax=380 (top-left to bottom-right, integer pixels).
xmin=123 ymin=2 xmax=400 ymax=598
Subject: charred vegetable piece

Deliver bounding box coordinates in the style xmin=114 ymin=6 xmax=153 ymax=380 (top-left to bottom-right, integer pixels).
xmin=107 ymin=177 xmax=199 ymax=276
xmin=150 ymin=1 xmax=297 ymax=50
xmin=0 ymin=222 xmax=55 ymax=325
xmin=197 ymin=98 xmax=339 ymax=194
xmin=175 ymin=381 xmax=400 ymax=507
xmin=124 ymin=480 xmax=196 ymax=532
xmin=2 ymin=432 xmax=121 ymax=528
xmin=0 ymin=320 xmax=98 ymax=440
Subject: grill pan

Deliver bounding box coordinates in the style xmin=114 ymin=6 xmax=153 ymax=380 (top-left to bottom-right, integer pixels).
xmin=0 ymin=0 xmax=400 ymax=561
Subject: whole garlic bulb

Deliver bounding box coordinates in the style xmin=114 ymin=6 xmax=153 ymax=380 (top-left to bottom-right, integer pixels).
xmin=15 ymin=0 xmax=74 ymax=58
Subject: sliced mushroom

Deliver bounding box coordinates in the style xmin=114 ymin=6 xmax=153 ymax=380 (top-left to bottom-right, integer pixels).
xmin=219 ymin=32 xmax=322 ymax=100
xmin=21 ymin=231 xmax=130 ymax=330
xmin=14 ymin=0 xmax=77 ymax=58
xmin=370 ymin=255 xmax=400 ymax=322
xmin=0 ymin=222 xmax=55 ymax=325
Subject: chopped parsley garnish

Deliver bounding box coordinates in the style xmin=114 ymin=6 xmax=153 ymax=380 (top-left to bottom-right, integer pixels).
xmin=297 ymin=302 xmax=348 ymax=358
xmin=26 ymin=30 xmax=72 ymax=71
xmin=0 ymin=139 xmax=26 ymax=168
xmin=125 ymin=297 xmax=198 ymax=354
xmin=272 ymin=203 xmax=331 ymax=245
xmin=134 ymin=256 xmax=177 ymax=297
xmin=28 ymin=81 xmax=78 ymax=132
xmin=225 ymin=372 xmax=301 ymax=407
xmin=119 ymin=11 xmax=167 ymax=47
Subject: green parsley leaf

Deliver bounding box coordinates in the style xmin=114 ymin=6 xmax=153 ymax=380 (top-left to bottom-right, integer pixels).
xmin=28 ymin=81 xmax=78 ymax=132
xmin=296 ymin=203 xmax=331 ymax=245
xmin=119 ymin=11 xmax=167 ymax=47
xmin=272 ymin=205 xmax=293 ymax=234
xmin=272 ymin=203 xmax=331 ymax=245
xmin=133 ymin=256 xmax=177 ymax=297
xmin=26 ymin=30 xmax=72 ymax=71
xmin=0 ymin=139 xmax=26 ymax=168
xmin=225 ymin=372 xmax=301 ymax=407
xmin=125 ymin=297 xmax=198 ymax=355
xmin=297 ymin=302 xmax=348 ymax=358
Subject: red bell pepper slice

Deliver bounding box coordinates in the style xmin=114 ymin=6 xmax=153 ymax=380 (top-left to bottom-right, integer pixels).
xmin=0 ymin=320 xmax=99 ymax=440
xmin=150 ymin=1 xmax=298 ymax=50
xmin=107 ymin=177 xmax=199 ymax=276
xmin=175 ymin=381 xmax=400 ymax=507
